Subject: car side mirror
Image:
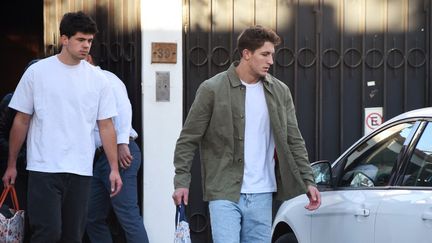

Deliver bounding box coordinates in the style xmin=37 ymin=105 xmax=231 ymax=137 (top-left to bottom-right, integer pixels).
xmin=311 ymin=160 xmax=333 ymax=188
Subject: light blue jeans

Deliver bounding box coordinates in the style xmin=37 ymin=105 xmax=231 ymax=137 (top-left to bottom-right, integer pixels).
xmin=208 ymin=193 xmax=273 ymax=243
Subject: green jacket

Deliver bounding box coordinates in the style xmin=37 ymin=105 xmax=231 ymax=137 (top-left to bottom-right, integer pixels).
xmin=174 ymin=62 xmax=316 ymax=202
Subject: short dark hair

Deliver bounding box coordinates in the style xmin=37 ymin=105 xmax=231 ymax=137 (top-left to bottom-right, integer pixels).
xmin=59 ymin=11 xmax=98 ymax=38
xmin=237 ymin=25 xmax=281 ymax=56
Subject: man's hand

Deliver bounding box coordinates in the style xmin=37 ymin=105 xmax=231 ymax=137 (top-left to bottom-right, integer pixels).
xmin=118 ymin=144 xmax=133 ymax=169
xmin=305 ymin=185 xmax=321 ymax=210
xmin=2 ymin=167 xmax=17 ymax=187
xmin=109 ymin=170 xmax=123 ymax=197
xmin=172 ymin=188 xmax=189 ymax=205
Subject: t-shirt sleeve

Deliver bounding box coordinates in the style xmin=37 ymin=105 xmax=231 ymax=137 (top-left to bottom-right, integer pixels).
xmin=9 ymin=69 xmax=34 ymax=115
xmin=97 ymin=74 xmax=118 ymax=120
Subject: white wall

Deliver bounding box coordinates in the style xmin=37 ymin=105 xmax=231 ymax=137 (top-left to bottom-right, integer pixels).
xmin=141 ymin=1 xmax=183 ymax=242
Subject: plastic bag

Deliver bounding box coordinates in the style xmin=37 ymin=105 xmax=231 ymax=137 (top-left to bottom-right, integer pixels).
xmin=174 ymin=202 xmax=191 ymax=243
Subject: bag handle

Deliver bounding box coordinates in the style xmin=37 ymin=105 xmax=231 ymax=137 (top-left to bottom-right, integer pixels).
xmin=0 ymin=185 xmax=20 ymax=211
xmin=175 ymin=202 xmax=187 ymax=227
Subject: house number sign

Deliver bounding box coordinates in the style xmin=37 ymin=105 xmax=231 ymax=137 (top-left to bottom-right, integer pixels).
xmin=151 ymin=42 xmax=177 ymax=63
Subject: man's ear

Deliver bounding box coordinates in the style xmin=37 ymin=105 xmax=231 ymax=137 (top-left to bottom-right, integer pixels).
xmin=242 ymin=49 xmax=252 ymax=61
xmin=60 ymin=35 xmax=69 ymax=46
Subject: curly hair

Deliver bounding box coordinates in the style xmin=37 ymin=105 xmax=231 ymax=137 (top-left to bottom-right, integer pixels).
xmin=59 ymin=11 xmax=98 ymax=37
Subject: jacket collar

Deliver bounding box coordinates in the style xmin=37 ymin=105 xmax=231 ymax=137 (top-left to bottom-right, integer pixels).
xmin=227 ymin=61 xmax=274 ymax=88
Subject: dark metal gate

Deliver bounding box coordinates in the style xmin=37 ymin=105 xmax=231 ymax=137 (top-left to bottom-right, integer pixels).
xmin=184 ymin=0 xmax=432 ymax=241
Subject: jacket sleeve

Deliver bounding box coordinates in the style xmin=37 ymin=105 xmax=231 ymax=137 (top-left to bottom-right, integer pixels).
xmin=173 ymin=82 xmax=214 ymax=189
xmin=285 ymin=87 xmax=316 ymax=187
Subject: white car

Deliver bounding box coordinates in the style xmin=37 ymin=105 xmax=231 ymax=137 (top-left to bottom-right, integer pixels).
xmin=272 ymin=107 xmax=432 ymax=243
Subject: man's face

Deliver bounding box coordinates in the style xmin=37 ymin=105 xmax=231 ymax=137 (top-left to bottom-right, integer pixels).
xmin=61 ymin=32 xmax=94 ymax=61
xmin=244 ymin=41 xmax=275 ymax=79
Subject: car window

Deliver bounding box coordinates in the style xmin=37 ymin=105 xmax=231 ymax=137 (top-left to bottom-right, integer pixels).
xmin=401 ymin=122 xmax=432 ymax=187
xmin=339 ymin=122 xmax=414 ymax=188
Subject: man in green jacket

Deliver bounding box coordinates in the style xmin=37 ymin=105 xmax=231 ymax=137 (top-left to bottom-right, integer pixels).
xmin=172 ymin=25 xmax=321 ymax=243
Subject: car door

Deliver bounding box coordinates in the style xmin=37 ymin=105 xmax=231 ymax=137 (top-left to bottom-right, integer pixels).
xmin=375 ymin=121 xmax=432 ymax=243
xmin=311 ymin=122 xmax=416 ymax=243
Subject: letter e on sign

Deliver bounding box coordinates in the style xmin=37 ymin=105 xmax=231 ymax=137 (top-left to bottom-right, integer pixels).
xmin=364 ymin=107 xmax=383 ymax=135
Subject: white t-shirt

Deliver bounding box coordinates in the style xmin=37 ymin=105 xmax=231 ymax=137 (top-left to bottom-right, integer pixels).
xmin=240 ymin=80 xmax=277 ymax=193
xmin=9 ymin=55 xmax=117 ymax=176
xmin=94 ymin=68 xmax=138 ymax=147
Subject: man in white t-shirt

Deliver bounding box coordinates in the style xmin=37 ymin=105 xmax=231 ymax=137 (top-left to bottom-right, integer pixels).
xmin=2 ymin=11 xmax=122 ymax=243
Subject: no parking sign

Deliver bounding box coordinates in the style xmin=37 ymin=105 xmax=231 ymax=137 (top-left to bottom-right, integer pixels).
xmin=364 ymin=107 xmax=383 ymax=135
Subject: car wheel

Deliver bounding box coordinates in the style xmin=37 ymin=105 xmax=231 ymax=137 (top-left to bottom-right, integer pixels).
xmin=274 ymin=233 xmax=298 ymax=243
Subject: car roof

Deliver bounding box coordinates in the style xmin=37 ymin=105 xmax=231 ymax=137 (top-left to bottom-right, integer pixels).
xmin=384 ymin=107 xmax=432 ymax=125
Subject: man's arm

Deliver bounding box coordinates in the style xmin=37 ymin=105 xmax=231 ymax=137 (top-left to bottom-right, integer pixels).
xmin=172 ymin=82 xmax=214 ymax=205
xmin=284 ymin=88 xmax=316 ymax=186
xmin=284 ymin=87 xmax=321 ymax=210
xmin=2 ymin=112 xmax=31 ymax=186
xmin=111 ymin=77 xmax=134 ymax=168
xmin=97 ymin=118 xmax=123 ymax=197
